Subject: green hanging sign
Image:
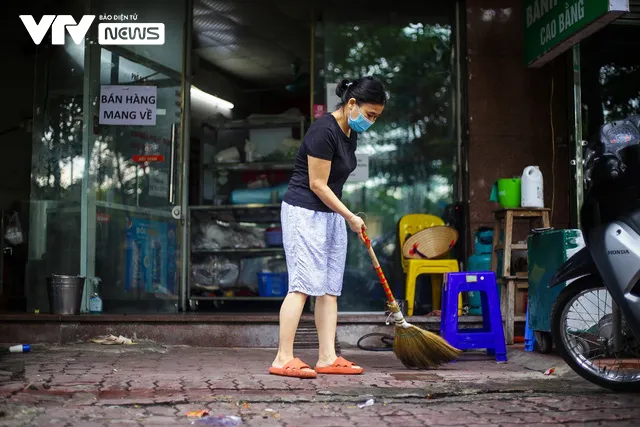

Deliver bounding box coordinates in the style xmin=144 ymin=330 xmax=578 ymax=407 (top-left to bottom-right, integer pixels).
xmin=524 ymin=0 xmax=629 ymax=67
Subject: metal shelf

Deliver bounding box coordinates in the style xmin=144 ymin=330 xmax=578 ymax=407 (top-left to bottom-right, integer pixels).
xmin=190 ymin=117 xmax=304 ymax=307
xmin=191 ymin=247 xmax=285 ymax=255
xmin=205 ymin=119 xmax=306 ymax=131
xmin=189 ymin=203 xmax=281 ymax=211
xmin=189 ymin=296 xmax=286 ymax=301
xmin=207 ymin=161 xmax=295 ymax=171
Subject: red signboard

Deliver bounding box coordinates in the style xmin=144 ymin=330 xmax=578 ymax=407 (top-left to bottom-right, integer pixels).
xmin=313 ymin=104 xmax=327 ymax=119
xmin=132 ymin=155 xmax=165 ymax=163
xmin=96 ymin=212 xmax=111 ymax=223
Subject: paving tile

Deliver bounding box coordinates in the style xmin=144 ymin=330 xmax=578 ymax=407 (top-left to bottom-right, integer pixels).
xmin=0 ymin=345 xmax=638 ymax=426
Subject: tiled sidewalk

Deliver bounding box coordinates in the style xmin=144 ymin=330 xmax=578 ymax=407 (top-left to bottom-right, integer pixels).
xmin=0 ymin=343 xmax=638 ymax=426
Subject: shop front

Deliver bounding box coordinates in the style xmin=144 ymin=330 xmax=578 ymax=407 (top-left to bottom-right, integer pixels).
xmin=10 ymin=0 xmax=629 ymax=346
xmin=26 ymin=0 xmax=189 ymax=314
xmin=576 ymin=3 xmax=640 ymax=174
xmin=522 ymin=0 xmax=634 ymax=227
xmin=20 ymin=0 xmax=467 ymax=320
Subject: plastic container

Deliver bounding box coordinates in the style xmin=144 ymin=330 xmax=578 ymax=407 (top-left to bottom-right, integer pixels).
xmin=265 ymin=227 xmax=283 ymax=247
xmin=230 ymin=183 xmax=288 ymax=205
xmin=46 ymin=275 xmax=85 ymax=315
xmin=230 ymin=187 xmax=272 ymax=204
xmin=521 ymin=165 xmax=544 ymax=208
xmin=497 ymin=178 xmax=521 ymax=208
xmin=89 ymin=293 xmax=103 ymax=314
xmin=257 ymin=272 xmax=288 ymax=297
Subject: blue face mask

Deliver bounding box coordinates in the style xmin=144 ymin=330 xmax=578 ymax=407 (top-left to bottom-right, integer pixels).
xmin=348 ymin=105 xmax=374 ymax=133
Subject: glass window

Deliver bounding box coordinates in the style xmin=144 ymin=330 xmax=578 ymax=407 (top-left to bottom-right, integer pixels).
xmin=27 ymin=0 xmax=188 ymax=314
xmin=86 ymin=47 xmax=183 ymax=313
xmin=580 ymin=24 xmax=640 ymax=138
xmin=315 ymin=5 xmax=458 ymax=312
xmin=85 ymin=0 xmax=187 ymax=313
xmin=27 ymin=35 xmax=86 ymax=312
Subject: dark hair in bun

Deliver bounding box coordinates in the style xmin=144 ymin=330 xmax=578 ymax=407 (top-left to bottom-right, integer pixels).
xmin=335 ymin=76 xmax=387 ymax=108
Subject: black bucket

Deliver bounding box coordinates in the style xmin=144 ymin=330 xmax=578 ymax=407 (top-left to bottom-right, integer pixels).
xmin=46 ymin=275 xmax=85 ymax=315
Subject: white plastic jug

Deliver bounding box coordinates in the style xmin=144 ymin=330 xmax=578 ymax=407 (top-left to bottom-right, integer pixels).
xmin=521 ymin=166 xmax=544 ymax=208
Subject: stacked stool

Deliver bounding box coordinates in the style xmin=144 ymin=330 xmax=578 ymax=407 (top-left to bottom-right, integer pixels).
xmin=440 ymin=271 xmax=507 ymax=362
xmin=491 ymin=208 xmax=550 ymax=344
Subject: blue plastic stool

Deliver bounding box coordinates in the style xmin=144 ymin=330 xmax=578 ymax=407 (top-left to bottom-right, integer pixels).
xmin=524 ymin=305 xmax=535 ymax=352
xmin=440 ymin=271 xmax=508 ymax=362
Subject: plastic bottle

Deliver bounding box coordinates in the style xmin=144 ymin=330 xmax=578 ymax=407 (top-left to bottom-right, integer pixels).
xmin=521 ymin=165 xmax=544 ymax=208
xmin=7 ymin=344 xmax=30 ymax=353
xmin=89 ymin=292 xmax=103 ymax=314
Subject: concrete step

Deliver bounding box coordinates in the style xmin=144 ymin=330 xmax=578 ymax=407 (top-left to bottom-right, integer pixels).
xmin=293 ymin=322 xmax=341 ymax=355
xmin=0 ymin=313 xmax=524 ymax=347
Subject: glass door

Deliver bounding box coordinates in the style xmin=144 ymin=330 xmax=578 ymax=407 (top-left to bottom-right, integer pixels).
xmin=315 ymin=5 xmax=458 ymax=313
xmin=79 ymin=0 xmax=188 ymax=314
xmin=85 ymin=47 xmax=184 ymax=313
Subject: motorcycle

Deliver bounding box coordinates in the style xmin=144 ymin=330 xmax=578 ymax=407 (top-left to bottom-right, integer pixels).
xmin=549 ymin=115 xmax=640 ymax=392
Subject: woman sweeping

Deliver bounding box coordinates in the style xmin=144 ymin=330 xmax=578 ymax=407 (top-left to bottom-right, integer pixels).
xmin=269 ymin=76 xmax=387 ymax=378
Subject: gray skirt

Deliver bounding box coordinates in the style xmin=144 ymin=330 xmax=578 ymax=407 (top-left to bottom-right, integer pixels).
xmin=281 ymin=201 xmax=348 ymax=296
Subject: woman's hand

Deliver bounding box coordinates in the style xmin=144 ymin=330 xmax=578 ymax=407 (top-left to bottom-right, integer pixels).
xmin=347 ymin=215 xmax=366 ymax=241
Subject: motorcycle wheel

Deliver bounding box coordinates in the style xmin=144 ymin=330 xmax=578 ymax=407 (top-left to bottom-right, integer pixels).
xmin=534 ymin=331 xmax=553 ymax=354
xmin=551 ymin=276 xmax=640 ymax=392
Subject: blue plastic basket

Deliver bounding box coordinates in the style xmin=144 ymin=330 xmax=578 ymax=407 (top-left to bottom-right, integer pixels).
xmin=265 ymin=229 xmax=283 ymax=247
xmin=257 ymin=272 xmax=288 ymax=297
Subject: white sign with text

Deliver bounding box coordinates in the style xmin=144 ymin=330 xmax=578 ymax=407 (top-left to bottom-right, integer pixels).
xmin=149 ymin=171 xmax=169 ymax=198
xmin=347 ymin=153 xmax=370 ymax=183
xmin=325 ymin=83 xmax=341 ymax=111
xmin=99 ymin=85 xmax=157 ymax=126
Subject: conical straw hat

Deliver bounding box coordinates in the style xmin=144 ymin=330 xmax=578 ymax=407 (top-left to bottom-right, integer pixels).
xmin=402 ymin=226 xmax=458 ymax=259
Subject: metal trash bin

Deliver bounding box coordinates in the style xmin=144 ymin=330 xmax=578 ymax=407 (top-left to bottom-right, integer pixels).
xmin=47 ymin=275 xmax=85 ymax=315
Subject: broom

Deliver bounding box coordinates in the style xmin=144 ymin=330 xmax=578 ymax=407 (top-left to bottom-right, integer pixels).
xmin=361 ymin=228 xmax=461 ymax=369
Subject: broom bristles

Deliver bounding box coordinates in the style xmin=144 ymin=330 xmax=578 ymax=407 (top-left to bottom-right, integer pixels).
xmin=393 ymin=324 xmax=462 ymax=369
xmin=385 ymin=301 xmax=461 ymax=369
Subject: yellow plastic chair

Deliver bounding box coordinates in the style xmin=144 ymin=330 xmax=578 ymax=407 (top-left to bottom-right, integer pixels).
xmin=399 ymin=214 xmax=462 ymax=317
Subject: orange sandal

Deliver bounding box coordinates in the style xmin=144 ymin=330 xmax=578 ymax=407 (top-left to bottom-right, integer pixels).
xmin=315 ymin=356 xmax=364 ymax=375
xmin=269 ymin=358 xmax=317 ymax=379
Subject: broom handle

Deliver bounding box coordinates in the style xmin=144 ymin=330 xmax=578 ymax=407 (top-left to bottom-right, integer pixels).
xmin=361 ymin=229 xmax=397 ymax=305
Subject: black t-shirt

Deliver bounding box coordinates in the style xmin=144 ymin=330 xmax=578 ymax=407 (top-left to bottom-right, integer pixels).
xmin=283 ymin=114 xmax=357 ymax=212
